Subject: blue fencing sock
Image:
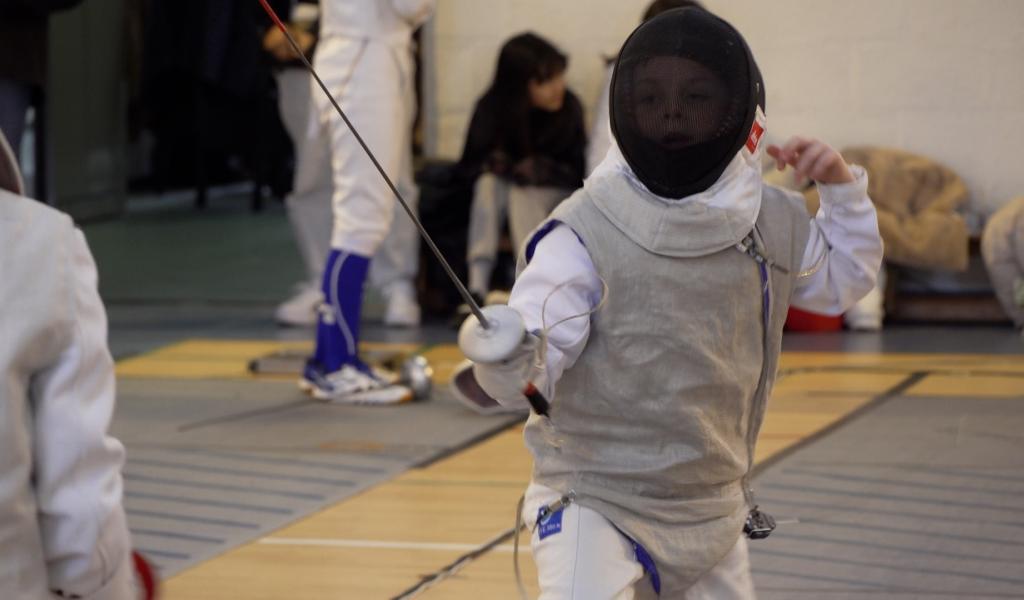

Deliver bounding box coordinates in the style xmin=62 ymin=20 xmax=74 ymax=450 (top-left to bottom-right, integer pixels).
xmin=312 ymin=249 xmax=371 ymax=373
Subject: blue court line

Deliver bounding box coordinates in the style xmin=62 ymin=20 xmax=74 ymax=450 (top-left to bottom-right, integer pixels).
xmin=754 ymin=496 xmax=1024 ymax=530
xmin=874 ymin=464 xmax=1024 ymax=486
xmin=131 ymin=528 xmax=226 ymax=544
xmin=766 ymin=531 xmax=1020 ymax=564
xmin=127 ymin=457 xmax=355 ymax=487
xmin=135 ymin=547 xmax=190 ymax=560
xmin=761 ymin=482 xmax=1019 ymax=514
xmin=125 ymin=472 xmax=326 ymax=501
xmin=753 ymin=587 xmax=1024 ymax=599
xmin=170 ymin=447 xmax=389 ymax=475
xmin=759 ymin=549 xmax=1024 ymax=587
xmin=794 ymin=461 xmax=1024 ymax=485
xmin=792 ymin=517 xmax=1024 ymax=548
xmin=127 ymin=508 xmax=260 ymax=529
xmin=125 ymin=491 xmax=293 ymax=515
xmin=782 ymin=467 xmax=1024 ymax=498
xmin=752 ymin=567 xmax=892 ymax=589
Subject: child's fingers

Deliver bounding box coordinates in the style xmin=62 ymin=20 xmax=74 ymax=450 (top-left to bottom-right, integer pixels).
xmin=780 ymin=136 xmax=813 ymax=160
xmin=809 ymin=149 xmax=839 ymax=181
xmin=795 ymin=141 xmax=829 ymax=178
xmin=765 ymin=145 xmax=787 ymax=171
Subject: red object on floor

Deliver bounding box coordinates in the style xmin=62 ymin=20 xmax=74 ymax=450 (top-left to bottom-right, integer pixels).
xmin=785 ymin=307 xmax=843 ymax=332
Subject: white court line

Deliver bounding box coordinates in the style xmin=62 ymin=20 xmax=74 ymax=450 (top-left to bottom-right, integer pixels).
xmin=260 ymin=537 xmax=530 ymax=553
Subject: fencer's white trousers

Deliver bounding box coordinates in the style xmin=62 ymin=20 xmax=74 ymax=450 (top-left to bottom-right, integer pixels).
xmin=524 ymin=483 xmax=756 ymax=600
xmin=466 ymin=173 xmax=566 ymax=293
xmin=289 ymin=36 xmax=418 ymax=291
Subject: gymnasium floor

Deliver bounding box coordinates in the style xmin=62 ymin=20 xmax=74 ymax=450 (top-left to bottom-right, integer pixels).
xmin=87 ymin=196 xmax=1024 ymax=599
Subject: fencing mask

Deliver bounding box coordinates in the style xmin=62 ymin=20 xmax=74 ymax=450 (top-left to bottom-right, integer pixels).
xmin=0 ymin=129 xmax=24 ymax=196
xmin=610 ymin=7 xmax=764 ymax=199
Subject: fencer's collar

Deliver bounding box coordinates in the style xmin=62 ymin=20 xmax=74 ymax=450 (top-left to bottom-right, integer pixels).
xmin=584 ymin=143 xmax=762 ymax=257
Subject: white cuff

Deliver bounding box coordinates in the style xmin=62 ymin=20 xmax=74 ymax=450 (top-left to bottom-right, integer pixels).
xmin=817 ymin=165 xmax=869 ymax=213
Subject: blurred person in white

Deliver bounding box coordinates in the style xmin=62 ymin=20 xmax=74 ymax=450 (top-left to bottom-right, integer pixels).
xmin=297 ymin=0 xmax=435 ymax=403
xmin=267 ymin=0 xmax=426 ymax=329
xmin=0 ymin=130 xmax=135 ymax=598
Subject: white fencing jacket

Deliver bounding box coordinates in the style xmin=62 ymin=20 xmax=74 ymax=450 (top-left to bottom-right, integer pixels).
xmin=0 ymin=190 xmax=132 ymax=599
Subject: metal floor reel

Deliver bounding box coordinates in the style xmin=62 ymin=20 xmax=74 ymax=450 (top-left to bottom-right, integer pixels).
xmin=248 ymin=348 xmax=434 ymax=400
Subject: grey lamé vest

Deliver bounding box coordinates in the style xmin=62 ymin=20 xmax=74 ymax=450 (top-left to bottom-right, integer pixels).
xmin=522 ymin=171 xmax=810 ymax=596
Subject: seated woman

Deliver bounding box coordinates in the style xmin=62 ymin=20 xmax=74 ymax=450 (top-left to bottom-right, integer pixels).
xmin=456 ymin=32 xmax=586 ymax=310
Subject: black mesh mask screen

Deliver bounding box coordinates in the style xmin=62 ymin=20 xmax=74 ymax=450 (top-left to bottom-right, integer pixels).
xmin=610 ymin=8 xmax=764 ymax=199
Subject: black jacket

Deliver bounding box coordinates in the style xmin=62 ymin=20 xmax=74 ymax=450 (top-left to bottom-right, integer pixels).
xmin=457 ymin=89 xmax=586 ymax=190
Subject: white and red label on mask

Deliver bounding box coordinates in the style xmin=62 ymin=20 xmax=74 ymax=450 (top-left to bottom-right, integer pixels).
xmin=744 ymin=105 xmax=767 ymax=156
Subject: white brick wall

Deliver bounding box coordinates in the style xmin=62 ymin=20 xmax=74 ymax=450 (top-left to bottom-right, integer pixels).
xmin=422 ymin=0 xmax=1024 ymax=215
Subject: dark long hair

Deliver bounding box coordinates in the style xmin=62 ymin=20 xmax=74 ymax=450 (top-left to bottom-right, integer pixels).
xmin=604 ymin=1 xmax=707 ymax=66
xmin=482 ymin=32 xmax=567 ymax=156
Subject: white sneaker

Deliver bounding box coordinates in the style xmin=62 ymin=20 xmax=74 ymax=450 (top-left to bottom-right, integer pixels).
xmin=275 ymin=285 xmax=323 ymax=327
xmin=304 ymin=363 xmax=413 ymax=405
xmin=383 ymin=283 xmax=421 ymax=327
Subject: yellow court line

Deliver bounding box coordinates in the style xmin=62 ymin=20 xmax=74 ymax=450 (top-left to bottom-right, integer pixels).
xmin=116 ymin=338 xmax=1024 ymax=384
xmin=164 ymin=350 xmax=1024 ymax=599
xmin=259 ymin=537 xmax=528 ymax=553
xmin=115 ymin=338 xmax=424 ymax=381
xmin=906 ymin=374 xmax=1024 ymax=398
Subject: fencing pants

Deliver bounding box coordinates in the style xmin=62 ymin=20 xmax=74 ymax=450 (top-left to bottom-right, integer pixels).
xmin=524 ymin=482 xmax=756 ymax=600
xmin=283 ymin=44 xmax=419 ymax=295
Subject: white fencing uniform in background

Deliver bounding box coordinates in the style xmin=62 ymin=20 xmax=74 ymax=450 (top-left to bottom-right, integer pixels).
xmin=276 ymin=0 xmax=430 ymax=327
xmin=314 ymin=0 xmax=430 ymax=259
xmin=0 ymin=188 xmax=133 ymax=599
xmin=276 ymin=67 xmax=421 ymax=326
xmin=298 ymin=0 xmax=435 ymax=403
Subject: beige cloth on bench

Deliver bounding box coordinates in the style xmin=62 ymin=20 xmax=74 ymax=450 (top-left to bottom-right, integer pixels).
xmin=804 ymin=146 xmax=969 ymax=272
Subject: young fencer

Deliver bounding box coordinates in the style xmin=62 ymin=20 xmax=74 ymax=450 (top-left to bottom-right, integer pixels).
xmin=0 ymin=131 xmax=140 ymax=599
xmin=460 ymin=8 xmax=883 ymax=599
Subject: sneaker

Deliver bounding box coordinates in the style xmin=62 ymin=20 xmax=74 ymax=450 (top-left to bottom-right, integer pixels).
xmin=300 ymin=362 xmax=412 ymax=405
xmin=275 ymin=284 xmax=323 ymax=327
xmin=383 ymin=284 xmax=421 ymax=327
xmin=300 ymin=360 xmax=400 ymax=391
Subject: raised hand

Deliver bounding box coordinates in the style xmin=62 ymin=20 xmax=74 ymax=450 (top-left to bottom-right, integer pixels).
xmin=766 ymin=136 xmax=855 ymax=185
